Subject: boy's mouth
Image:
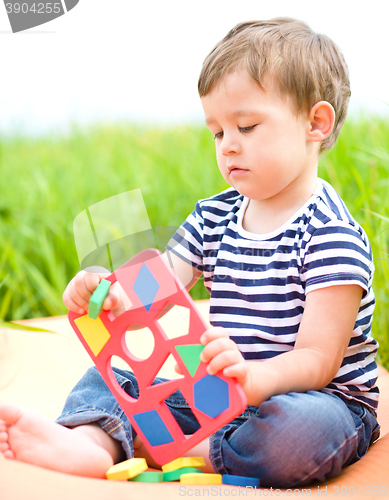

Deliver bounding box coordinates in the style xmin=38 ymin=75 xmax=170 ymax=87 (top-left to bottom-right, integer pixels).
xmin=227 ymin=165 xmax=248 ymax=175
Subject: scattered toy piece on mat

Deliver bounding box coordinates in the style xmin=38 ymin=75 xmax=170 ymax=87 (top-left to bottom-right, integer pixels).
xmin=222 ymin=474 xmax=260 ymax=487
xmin=106 ymin=458 xmax=148 ymax=481
xmin=180 ymin=473 xmax=222 ymax=485
xmin=129 ymin=471 xmax=164 ymax=483
xmin=162 ymin=456 xmax=206 ymax=472
xmin=163 ymin=467 xmax=204 ymax=482
xmin=88 ymin=279 xmax=111 ymax=319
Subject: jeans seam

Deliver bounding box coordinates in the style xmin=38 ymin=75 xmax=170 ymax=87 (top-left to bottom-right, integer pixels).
xmin=102 ymin=417 xmax=122 ymax=434
xmin=209 ymin=432 xmax=219 ymax=473
xmin=59 ymin=407 xmax=112 ymax=419
xmin=165 ymin=401 xmax=191 ymax=409
xmin=59 ymin=407 xmax=124 ymax=435
xmin=209 ymin=424 xmax=236 ymax=475
xmin=106 ymin=422 xmax=123 ymax=436
xmin=290 ymin=429 xmax=358 ymax=487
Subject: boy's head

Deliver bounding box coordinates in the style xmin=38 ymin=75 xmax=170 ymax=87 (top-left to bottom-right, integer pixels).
xmin=198 ymin=18 xmax=350 ymax=153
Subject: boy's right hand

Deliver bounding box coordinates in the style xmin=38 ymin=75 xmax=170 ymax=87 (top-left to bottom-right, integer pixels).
xmin=63 ymin=271 xmax=122 ymax=315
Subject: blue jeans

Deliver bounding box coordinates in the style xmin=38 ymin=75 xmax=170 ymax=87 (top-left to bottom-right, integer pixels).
xmin=56 ymin=367 xmax=380 ymax=488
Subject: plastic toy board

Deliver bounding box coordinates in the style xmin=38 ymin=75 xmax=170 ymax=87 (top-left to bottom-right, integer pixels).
xmin=68 ymin=248 xmax=247 ymax=465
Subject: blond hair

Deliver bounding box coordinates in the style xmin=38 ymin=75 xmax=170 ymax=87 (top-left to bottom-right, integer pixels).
xmin=198 ymin=18 xmax=350 ymax=152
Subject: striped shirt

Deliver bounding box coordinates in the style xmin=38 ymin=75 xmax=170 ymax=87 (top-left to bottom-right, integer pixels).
xmin=167 ymin=179 xmax=379 ymax=410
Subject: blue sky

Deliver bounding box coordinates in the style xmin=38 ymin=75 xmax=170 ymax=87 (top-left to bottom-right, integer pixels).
xmin=0 ymin=0 xmax=388 ymax=135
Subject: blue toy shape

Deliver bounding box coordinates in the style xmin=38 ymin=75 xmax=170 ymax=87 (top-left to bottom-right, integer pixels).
xmin=194 ymin=374 xmax=230 ymax=418
xmin=222 ymin=474 xmax=260 ymax=487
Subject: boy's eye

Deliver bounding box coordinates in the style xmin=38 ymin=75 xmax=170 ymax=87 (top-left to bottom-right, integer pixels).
xmin=212 ymin=125 xmax=256 ymax=140
xmin=240 ymin=125 xmax=256 ymax=133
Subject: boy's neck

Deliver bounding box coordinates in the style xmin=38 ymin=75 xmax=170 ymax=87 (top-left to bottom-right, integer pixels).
xmin=242 ymin=176 xmax=319 ymax=235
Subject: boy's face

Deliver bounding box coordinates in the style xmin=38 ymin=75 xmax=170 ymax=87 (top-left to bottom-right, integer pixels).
xmin=201 ymin=71 xmax=317 ymax=204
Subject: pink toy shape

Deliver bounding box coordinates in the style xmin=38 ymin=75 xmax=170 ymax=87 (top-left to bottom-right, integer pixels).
xmin=68 ymin=248 xmax=247 ymax=465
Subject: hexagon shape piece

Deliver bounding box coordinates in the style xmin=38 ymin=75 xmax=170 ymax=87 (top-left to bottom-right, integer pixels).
xmin=193 ymin=374 xmax=229 ymax=418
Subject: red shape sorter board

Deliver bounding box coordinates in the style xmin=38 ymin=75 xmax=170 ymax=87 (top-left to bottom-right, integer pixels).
xmin=68 ymin=249 xmax=247 ymax=466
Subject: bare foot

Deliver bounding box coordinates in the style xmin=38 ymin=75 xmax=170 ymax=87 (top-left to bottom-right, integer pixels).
xmin=0 ymin=403 xmax=115 ymax=478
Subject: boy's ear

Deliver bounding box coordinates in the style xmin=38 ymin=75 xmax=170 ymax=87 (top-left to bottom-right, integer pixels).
xmin=307 ymin=101 xmax=335 ymax=143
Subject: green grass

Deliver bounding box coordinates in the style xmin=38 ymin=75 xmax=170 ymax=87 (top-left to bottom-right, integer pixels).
xmin=0 ymin=116 xmax=389 ymax=368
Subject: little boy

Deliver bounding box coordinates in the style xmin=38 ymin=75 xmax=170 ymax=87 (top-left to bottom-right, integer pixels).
xmin=0 ymin=18 xmax=380 ymax=487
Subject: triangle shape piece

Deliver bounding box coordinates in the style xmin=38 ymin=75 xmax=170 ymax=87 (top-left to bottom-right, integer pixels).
xmin=175 ymin=344 xmax=205 ymax=377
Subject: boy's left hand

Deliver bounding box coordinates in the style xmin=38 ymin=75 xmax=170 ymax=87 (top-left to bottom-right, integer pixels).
xmin=174 ymin=327 xmax=265 ymax=404
xmin=199 ymin=327 xmax=252 ymax=396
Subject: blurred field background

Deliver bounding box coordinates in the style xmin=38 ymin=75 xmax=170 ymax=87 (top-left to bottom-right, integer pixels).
xmin=0 ymin=116 xmax=388 ymax=368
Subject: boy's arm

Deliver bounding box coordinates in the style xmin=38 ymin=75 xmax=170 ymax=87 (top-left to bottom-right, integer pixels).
xmin=153 ymin=251 xmax=202 ymax=320
xmin=163 ymin=250 xmax=202 ymax=291
xmin=200 ymin=284 xmax=362 ymax=406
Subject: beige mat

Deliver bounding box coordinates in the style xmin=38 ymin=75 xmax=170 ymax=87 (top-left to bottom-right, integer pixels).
xmin=1 ymin=300 xmax=388 ymax=499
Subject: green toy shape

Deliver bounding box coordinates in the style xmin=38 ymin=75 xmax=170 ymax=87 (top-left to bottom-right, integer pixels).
xmin=163 ymin=467 xmax=204 ymax=482
xmin=129 ymin=471 xmax=164 ymax=483
xmin=88 ymin=279 xmax=111 ymax=319
xmin=175 ymin=344 xmax=205 ymax=377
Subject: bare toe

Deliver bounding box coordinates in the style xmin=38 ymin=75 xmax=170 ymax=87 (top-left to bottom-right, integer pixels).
xmin=0 ymin=441 xmax=10 ymax=453
xmin=3 ymin=449 xmax=15 ymax=459
xmin=0 ymin=403 xmax=23 ymax=426
xmin=0 ymin=426 xmax=11 ymax=456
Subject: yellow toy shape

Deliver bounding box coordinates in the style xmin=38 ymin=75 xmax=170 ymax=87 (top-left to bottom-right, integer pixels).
xmin=106 ymin=458 xmax=148 ymax=481
xmin=74 ymin=315 xmax=111 ymax=357
xmin=162 ymin=456 xmax=206 ymax=472
xmin=180 ymin=473 xmax=222 ymax=485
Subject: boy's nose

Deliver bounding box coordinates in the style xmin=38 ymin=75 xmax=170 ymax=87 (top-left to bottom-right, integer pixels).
xmin=220 ymin=135 xmax=241 ymax=156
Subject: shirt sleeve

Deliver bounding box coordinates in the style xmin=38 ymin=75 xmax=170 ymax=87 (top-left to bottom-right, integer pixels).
xmin=165 ymin=201 xmax=204 ymax=274
xmin=300 ymin=221 xmax=374 ymax=297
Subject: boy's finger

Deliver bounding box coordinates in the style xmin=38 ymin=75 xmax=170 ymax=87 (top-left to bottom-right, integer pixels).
xmin=223 ymin=362 xmax=248 ymax=380
xmin=201 ymin=337 xmax=236 ymax=363
xmin=102 ymin=292 xmax=119 ymax=311
xmin=63 ymin=294 xmax=86 ymax=315
xmin=200 ymin=327 xmax=229 ymax=344
xmin=64 ymin=284 xmax=90 ymax=313
xmin=206 ymin=349 xmax=242 ymax=376
xmin=71 ymin=273 xmax=96 ymax=303
xmin=84 ymin=272 xmax=105 ymax=294
xmin=174 ymin=363 xmax=183 ymax=375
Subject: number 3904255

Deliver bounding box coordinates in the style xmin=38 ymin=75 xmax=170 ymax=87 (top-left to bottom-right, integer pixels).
xmin=333 ymin=486 xmax=387 ymax=496
xmin=5 ymin=3 xmax=62 ymax=14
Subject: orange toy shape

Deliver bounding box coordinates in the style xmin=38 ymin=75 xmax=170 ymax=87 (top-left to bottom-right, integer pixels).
xmin=68 ymin=249 xmax=247 ymax=465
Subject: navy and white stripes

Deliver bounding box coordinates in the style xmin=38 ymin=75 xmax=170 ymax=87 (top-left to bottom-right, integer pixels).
xmin=167 ymin=179 xmax=379 ymax=409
